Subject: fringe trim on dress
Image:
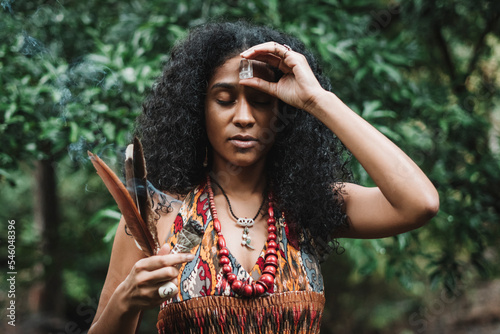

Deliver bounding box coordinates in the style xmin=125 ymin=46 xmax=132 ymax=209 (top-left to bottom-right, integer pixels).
xmin=157 ymin=291 xmax=325 ymax=334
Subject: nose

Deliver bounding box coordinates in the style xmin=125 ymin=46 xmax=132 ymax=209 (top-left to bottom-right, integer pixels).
xmin=233 ymin=97 xmax=255 ymax=128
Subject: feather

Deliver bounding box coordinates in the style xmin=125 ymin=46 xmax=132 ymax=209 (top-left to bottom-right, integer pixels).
xmin=88 ymin=148 xmax=158 ymax=256
xmin=124 ymin=144 xmax=138 ymax=208
xmin=126 ymin=137 xmax=149 ymax=218
xmin=124 ymin=138 xmax=160 ymax=254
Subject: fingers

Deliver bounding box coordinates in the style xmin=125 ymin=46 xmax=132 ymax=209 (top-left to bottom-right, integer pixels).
xmin=147 ymin=266 xmax=179 ymax=284
xmin=239 ymin=41 xmax=321 ymax=109
xmin=248 ymin=53 xmax=282 ymax=69
xmin=124 ymin=277 xmax=179 ymax=307
xmin=157 ymin=280 xmax=178 ymax=299
xmin=134 ymin=251 xmax=194 ymax=272
xmin=241 ymin=41 xmax=291 ymax=59
xmin=241 ymin=42 xmax=302 ymax=75
xmin=128 ymin=254 xmax=189 ymax=302
xmin=157 ymin=242 xmax=171 ymax=256
xmin=238 ymin=76 xmax=279 ymax=98
xmin=241 ymin=42 xmax=291 ymax=73
xmin=120 ymin=250 xmax=192 ymax=310
xmin=132 ymin=248 xmax=193 ymax=288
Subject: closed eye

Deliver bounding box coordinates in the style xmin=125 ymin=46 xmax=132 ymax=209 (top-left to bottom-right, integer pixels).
xmin=251 ymin=99 xmax=273 ymax=106
xmin=247 ymin=90 xmax=274 ymax=106
xmin=216 ymin=99 xmax=235 ymax=106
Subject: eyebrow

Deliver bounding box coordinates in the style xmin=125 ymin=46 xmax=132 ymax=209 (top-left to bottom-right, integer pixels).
xmin=210 ymin=82 xmax=237 ymax=91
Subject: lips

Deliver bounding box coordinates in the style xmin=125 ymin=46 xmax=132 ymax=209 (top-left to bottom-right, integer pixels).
xmin=229 ymin=134 xmax=258 ymax=149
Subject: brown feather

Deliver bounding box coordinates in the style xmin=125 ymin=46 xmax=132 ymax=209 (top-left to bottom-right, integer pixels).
xmin=132 ymin=137 xmax=149 ymax=218
xmin=127 ymin=137 xmax=160 ymax=253
xmin=88 ymin=150 xmax=157 ymax=256
xmin=124 ymin=144 xmax=138 ymax=205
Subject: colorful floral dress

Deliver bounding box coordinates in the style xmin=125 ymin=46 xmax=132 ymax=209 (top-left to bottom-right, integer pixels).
xmin=157 ymin=181 xmax=326 ymax=333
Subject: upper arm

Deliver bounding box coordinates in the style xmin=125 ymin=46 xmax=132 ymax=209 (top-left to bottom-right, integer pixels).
xmin=334 ymin=182 xmax=437 ymax=239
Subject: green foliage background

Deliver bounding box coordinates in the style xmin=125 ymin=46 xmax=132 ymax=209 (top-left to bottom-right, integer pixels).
xmin=1 ymin=0 xmax=499 ymax=333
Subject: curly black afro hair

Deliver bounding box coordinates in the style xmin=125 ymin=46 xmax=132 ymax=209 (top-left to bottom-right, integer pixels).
xmin=136 ymin=21 xmax=352 ymax=258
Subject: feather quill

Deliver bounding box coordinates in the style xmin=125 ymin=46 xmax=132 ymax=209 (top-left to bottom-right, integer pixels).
xmin=88 ymin=143 xmax=159 ymax=256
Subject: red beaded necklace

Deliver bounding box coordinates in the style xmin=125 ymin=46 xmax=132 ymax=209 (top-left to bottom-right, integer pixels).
xmin=206 ymin=175 xmax=279 ymax=297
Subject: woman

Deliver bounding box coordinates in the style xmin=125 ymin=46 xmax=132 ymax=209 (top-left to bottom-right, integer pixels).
xmin=89 ymin=22 xmax=439 ymax=333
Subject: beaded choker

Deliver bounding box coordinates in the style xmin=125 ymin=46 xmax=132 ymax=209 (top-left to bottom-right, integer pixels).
xmin=206 ymin=175 xmax=279 ymax=297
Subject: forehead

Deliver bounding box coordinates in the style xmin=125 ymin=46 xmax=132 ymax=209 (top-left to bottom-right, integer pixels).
xmin=208 ymin=56 xmax=275 ymax=86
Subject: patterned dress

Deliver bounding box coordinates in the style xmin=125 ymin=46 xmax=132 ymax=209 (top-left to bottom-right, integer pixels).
xmin=157 ymin=181 xmax=326 ymax=333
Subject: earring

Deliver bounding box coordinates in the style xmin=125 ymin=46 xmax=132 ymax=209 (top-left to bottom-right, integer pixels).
xmin=203 ymin=147 xmax=208 ymax=168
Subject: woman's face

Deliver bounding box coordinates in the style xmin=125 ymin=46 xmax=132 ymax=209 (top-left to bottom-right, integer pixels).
xmin=205 ymin=55 xmax=278 ymax=169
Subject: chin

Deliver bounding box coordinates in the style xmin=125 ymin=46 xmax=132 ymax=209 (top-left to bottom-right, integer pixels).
xmin=228 ymin=154 xmax=264 ymax=168
xmin=230 ymin=159 xmax=258 ymax=168
xmin=212 ymin=148 xmax=269 ymax=170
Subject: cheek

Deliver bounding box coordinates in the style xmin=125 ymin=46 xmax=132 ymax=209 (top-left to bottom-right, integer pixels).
xmin=260 ymin=104 xmax=280 ymax=137
xmin=205 ymin=109 xmax=225 ymax=144
xmin=258 ymin=127 xmax=277 ymax=148
xmin=256 ymin=117 xmax=279 ymax=147
xmin=205 ymin=119 xmax=217 ymax=144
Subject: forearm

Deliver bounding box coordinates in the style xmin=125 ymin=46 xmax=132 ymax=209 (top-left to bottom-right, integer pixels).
xmin=88 ymin=283 xmax=141 ymax=334
xmin=309 ymin=91 xmax=439 ymax=218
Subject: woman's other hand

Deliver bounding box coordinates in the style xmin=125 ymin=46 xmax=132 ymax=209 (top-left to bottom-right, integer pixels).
xmin=118 ymin=243 xmax=194 ymax=313
xmin=89 ymin=214 xmax=191 ymax=334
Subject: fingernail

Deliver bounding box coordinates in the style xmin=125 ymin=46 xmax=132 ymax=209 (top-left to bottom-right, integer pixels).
xmin=186 ymin=254 xmax=195 ymax=260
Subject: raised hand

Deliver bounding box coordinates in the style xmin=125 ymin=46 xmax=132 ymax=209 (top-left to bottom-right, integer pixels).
xmin=239 ymin=42 xmax=326 ymax=113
